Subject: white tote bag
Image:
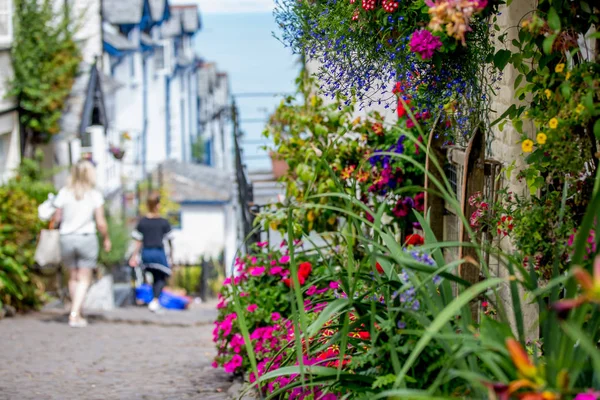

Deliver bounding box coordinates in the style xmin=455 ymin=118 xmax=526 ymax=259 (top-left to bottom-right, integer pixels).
xmin=34 ymin=229 xmax=61 ymax=267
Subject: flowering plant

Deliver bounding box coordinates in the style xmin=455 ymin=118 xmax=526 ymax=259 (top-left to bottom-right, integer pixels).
xmin=262 ymin=73 xmax=426 ymax=241
xmin=275 ymin=0 xmax=502 ymax=144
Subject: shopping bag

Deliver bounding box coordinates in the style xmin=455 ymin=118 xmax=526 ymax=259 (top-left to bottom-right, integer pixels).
xmin=34 ymin=229 xmax=61 ymax=267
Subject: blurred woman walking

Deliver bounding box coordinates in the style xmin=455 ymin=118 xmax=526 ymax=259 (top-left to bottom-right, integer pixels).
xmin=52 ymin=160 xmax=111 ymax=328
xmin=129 ymin=192 xmax=174 ymax=313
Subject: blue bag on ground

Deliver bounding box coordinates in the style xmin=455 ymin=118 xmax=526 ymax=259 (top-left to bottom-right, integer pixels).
xmin=135 ymin=284 xmax=190 ymax=310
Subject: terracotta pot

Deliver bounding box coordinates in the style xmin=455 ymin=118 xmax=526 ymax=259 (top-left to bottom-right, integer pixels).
xmin=270 ymin=152 xmax=288 ymax=179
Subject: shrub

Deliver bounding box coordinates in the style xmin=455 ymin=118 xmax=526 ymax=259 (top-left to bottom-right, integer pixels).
xmin=0 ymin=187 xmax=44 ymax=311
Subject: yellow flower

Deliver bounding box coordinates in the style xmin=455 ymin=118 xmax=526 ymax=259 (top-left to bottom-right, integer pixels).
xmin=555 ymin=63 xmax=565 ymax=73
xmin=522 ymin=139 xmax=534 ymax=153
xmin=576 ymin=104 xmax=585 ymax=115
xmin=352 ymin=117 xmax=361 ymax=126
xmin=523 ymin=111 xmax=529 ymax=119
xmin=536 ymin=133 xmax=547 ymax=145
xmin=269 ymin=221 xmax=279 ymax=230
xmin=566 ymin=71 xmax=571 ymax=80
xmin=310 ymin=95 xmax=318 ymax=107
xmin=548 ymin=118 xmax=559 ymax=129
xmin=307 ymin=210 xmax=315 ymax=222
xmin=327 ymin=216 xmax=336 ymax=225
xmin=544 ymin=89 xmax=552 ymax=99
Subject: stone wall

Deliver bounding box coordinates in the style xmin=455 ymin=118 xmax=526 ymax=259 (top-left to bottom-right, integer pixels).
xmin=488 ymin=0 xmax=539 ymax=340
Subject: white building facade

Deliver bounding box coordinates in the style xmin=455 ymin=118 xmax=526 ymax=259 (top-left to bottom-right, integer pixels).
xmin=0 ymin=0 xmax=20 ymax=184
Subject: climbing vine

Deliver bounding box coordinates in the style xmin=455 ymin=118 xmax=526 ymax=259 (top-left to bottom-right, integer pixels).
xmin=9 ymin=0 xmax=81 ymax=143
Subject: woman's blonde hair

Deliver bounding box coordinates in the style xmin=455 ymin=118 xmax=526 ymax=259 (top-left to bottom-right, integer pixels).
xmin=67 ymin=160 xmax=97 ymax=200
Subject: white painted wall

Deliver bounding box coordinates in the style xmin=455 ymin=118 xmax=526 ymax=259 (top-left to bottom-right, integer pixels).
xmin=0 ymin=111 xmax=20 ymax=184
xmin=71 ymin=0 xmax=102 ymax=65
xmin=172 ymin=204 xmax=227 ymax=265
xmin=145 ymin=48 xmax=168 ymax=167
xmin=0 ymin=48 xmax=19 ymax=183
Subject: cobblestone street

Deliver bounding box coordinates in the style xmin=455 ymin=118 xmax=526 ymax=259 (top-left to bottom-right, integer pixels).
xmin=0 ymin=306 xmax=238 ymax=400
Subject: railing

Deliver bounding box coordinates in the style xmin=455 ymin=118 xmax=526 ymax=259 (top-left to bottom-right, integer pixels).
xmin=231 ymin=101 xmax=261 ymax=253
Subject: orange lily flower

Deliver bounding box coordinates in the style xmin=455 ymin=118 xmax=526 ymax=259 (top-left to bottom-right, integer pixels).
xmin=506 ymin=338 xmax=538 ymax=380
xmin=552 ymin=255 xmax=600 ymax=316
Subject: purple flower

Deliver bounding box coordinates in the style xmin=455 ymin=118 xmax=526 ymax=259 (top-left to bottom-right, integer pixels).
xmin=397 ymin=321 xmax=407 ymax=329
xmin=409 ymin=30 xmax=442 ymax=60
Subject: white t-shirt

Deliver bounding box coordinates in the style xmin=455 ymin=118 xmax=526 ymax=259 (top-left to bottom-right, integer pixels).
xmin=53 ymin=188 xmax=105 ymax=235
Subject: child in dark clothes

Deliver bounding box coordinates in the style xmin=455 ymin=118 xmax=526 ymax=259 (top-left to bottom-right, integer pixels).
xmin=129 ymin=192 xmax=174 ymax=312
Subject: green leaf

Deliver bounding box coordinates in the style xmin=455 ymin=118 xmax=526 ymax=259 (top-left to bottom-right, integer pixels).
xmin=561 ymin=322 xmax=600 ymax=381
xmin=514 ymin=74 xmax=523 ymax=90
xmin=594 ymin=119 xmax=600 ymax=140
xmin=493 ymin=50 xmax=512 ymax=71
xmin=392 ymin=278 xmax=505 ymax=388
xmin=547 ymin=7 xmax=561 ymax=31
xmin=580 ymin=2 xmax=591 ymax=14
xmin=543 ymin=34 xmax=558 ymax=55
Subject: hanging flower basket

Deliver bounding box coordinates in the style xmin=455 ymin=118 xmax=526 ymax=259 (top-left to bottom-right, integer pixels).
xmin=109 ymin=146 xmax=126 ymax=160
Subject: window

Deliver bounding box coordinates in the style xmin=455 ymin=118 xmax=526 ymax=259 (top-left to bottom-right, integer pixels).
xmin=0 ymin=0 xmax=12 ymax=44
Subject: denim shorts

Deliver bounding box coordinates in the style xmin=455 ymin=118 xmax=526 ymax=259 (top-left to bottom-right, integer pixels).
xmin=60 ymin=234 xmax=99 ymax=269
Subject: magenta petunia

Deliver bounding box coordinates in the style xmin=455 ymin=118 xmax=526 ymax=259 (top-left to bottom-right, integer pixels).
xmin=250 ymin=266 xmax=265 ymax=276
xmin=409 ymin=29 xmax=442 ymax=60
xmin=270 ymin=266 xmax=283 ymax=275
xmin=271 ymin=312 xmax=281 ymax=321
xmin=247 ymin=304 xmax=258 ymax=312
xmin=256 ymin=241 xmax=268 ymax=248
xmin=306 ymin=285 xmax=317 ymax=296
xmin=279 ymin=255 xmax=291 ymax=264
xmin=329 ymin=281 xmax=340 ymax=290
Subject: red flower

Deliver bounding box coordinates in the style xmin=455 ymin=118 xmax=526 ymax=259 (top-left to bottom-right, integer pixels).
xmin=376 ymin=262 xmax=384 ymax=274
xmin=283 ymin=262 xmax=312 ymax=287
xmin=397 ymin=100 xmax=411 ymax=118
xmin=405 ymin=234 xmax=424 ymax=246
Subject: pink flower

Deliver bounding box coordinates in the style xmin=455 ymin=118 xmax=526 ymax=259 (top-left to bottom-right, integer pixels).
xmin=216 ymin=298 xmax=227 ymax=309
xmin=409 ymin=29 xmax=442 ymax=60
xmin=251 ymin=257 xmax=258 ymax=265
xmin=250 ymin=266 xmax=265 ymax=276
xmin=223 ymin=277 xmax=232 ymax=285
xmin=239 ymin=292 xmax=249 ymax=297
xmin=223 ymin=354 xmax=243 ymax=373
xmin=211 ymin=361 xmax=218 ymax=368
xmin=574 ymin=392 xmax=600 ymax=400
xmin=247 ymin=304 xmax=258 ymax=313
xmin=279 ymin=255 xmax=290 ymax=264
xmin=257 ymin=241 xmax=268 ymax=248
xmin=475 ymin=0 xmax=487 ymax=9
xmin=270 ymin=266 xmax=283 ymax=275
xmin=329 ymin=281 xmax=340 ymax=290
xmin=306 ymin=285 xmax=317 ymax=296
xmin=271 ymin=312 xmax=281 ymax=321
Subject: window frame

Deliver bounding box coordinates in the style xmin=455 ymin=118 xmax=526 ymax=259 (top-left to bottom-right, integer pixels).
xmin=0 ymin=0 xmax=13 ymax=46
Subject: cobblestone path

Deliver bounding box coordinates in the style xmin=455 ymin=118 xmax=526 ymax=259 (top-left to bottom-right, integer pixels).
xmin=0 ymin=310 xmax=236 ymax=400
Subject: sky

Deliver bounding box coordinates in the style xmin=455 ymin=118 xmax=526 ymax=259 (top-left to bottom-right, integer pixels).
xmin=174 ymin=0 xmax=299 ymax=172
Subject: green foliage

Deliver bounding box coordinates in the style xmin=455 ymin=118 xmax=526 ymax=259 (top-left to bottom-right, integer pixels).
xmin=9 ymin=0 xmax=81 ymax=143
xmin=191 ymin=137 xmax=205 ymax=164
xmin=98 ymin=216 xmax=130 ymax=268
xmin=5 ymin=149 xmax=56 ymax=204
xmin=0 ymin=187 xmax=44 ymax=311
xmin=170 ymin=266 xmax=202 ymax=294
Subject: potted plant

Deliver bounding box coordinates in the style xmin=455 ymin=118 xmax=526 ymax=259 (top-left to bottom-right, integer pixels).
xmin=269 ymin=150 xmax=288 ymax=179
